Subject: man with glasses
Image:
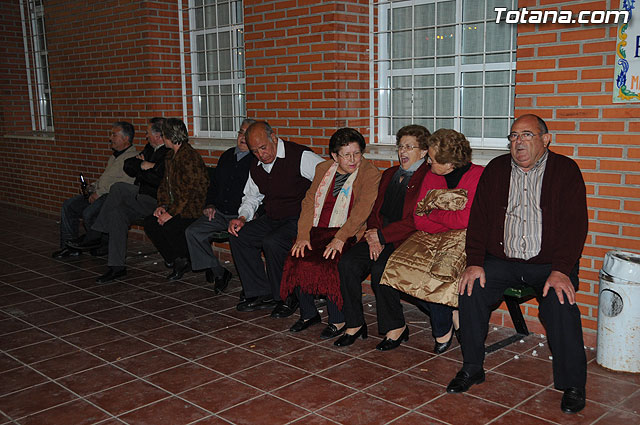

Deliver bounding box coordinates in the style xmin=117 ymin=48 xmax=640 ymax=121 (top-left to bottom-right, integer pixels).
xmin=228 ymin=121 xmax=323 ymax=318
xmin=184 ymin=118 xmax=256 ymax=291
xmin=447 ymin=114 xmax=589 ymax=414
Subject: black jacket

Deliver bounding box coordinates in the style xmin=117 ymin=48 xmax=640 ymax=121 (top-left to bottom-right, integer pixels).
xmin=206 ymin=147 xmax=253 ymax=215
xmin=123 ymin=143 xmax=170 ymax=199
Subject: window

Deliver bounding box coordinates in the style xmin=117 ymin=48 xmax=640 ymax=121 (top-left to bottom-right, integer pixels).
xmin=187 ymin=0 xmax=246 ymax=138
xmin=20 ymin=0 xmax=53 ymax=131
xmin=373 ymin=0 xmax=517 ymax=148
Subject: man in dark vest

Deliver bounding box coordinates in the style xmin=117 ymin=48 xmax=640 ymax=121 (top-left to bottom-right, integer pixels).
xmin=228 ymin=121 xmax=323 ymax=318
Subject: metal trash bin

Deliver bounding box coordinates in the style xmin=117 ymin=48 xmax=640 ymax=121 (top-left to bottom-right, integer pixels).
xmin=596 ymin=250 xmax=640 ymax=373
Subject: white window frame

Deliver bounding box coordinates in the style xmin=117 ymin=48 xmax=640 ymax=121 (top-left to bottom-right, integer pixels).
xmin=20 ymin=0 xmax=53 ymax=132
xmin=371 ymin=0 xmax=517 ymax=148
xmin=186 ymin=0 xmax=246 ymax=139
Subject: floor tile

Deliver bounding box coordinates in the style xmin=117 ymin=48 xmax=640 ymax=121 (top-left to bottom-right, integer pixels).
xmin=490 ymin=410 xmax=556 ymax=424
xmin=197 ymin=347 xmax=270 ymax=375
xmin=278 ymin=346 xmax=352 ymax=374
xmin=492 ymin=355 xmax=554 ymax=387
xmin=417 ymin=392 xmax=507 ymax=424
xmin=135 ymin=324 xmax=201 ymax=347
xmin=146 ymin=362 xmax=221 ymax=394
xmin=114 ymin=349 xmax=187 ymax=377
xmin=232 ymin=360 xmax=308 ymax=391
xmin=0 ymin=382 xmax=77 ymax=420
xmin=210 ymin=322 xmax=274 ymax=345
xmin=30 ymin=349 xmax=104 ymax=379
xmin=86 ymin=380 xmax=170 ymax=416
xmin=164 ymin=335 xmax=233 ymax=361
xmin=218 ymin=394 xmax=307 ymax=425
xmin=319 ymin=358 xmax=396 ymax=390
xmin=39 ymin=316 xmax=102 ymax=337
xmin=56 ymin=364 xmax=136 ymax=396
xmin=517 ymin=388 xmax=610 ymax=424
xmin=365 ymin=373 xmax=444 ymax=409
xmin=585 ymin=371 xmax=639 ymax=406
xmin=273 ymin=375 xmax=355 ymax=411
xmin=405 ymin=355 xmax=463 ymax=386
xmin=318 ymin=392 xmax=409 ymax=425
xmin=241 ymin=332 xmax=310 ymax=358
xmin=0 ymin=366 xmax=48 ymax=394
xmin=0 ymin=328 xmax=53 ymax=351
xmin=118 ymin=396 xmax=209 ymax=425
xmin=592 ymin=408 xmax=640 ymax=424
xmin=15 ymin=399 xmax=110 ymax=425
xmin=86 ymin=336 xmax=156 ymax=362
xmin=181 ymin=378 xmax=262 ymax=413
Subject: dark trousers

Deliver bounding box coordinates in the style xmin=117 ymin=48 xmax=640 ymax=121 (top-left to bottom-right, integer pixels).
xmin=143 ymin=214 xmax=196 ymax=263
xmin=297 ymin=288 xmax=344 ymax=324
xmin=185 ymin=212 xmax=235 ymax=277
xmin=59 ymin=194 xmax=106 ymax=247
xmin=229 ymin=215 xmax=297 ymax=301
xmin=338 ymin=240 xmax=395 ymax=329
xmin=459 ymin=255 xmax=586 ymax=390
xmin=374 ymin=283 xmax=454 ymax=338
xmin=92 ymin=182 xmax=157 ymax=267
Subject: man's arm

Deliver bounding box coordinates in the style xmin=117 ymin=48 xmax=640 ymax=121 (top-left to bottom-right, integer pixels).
xmin=236 ymin=174 xmax=264 ymax=222
xmin=299 ymin=150 xmax=325 ymax=181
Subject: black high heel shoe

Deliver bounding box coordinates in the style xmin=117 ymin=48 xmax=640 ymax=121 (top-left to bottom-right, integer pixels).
xmin=334 ymin=325 xmax=367 ymax=347
xmin=376 ymin=326 xmax=409 ymax=351
xmin=434 ymin=329 xmax=454 ymax=354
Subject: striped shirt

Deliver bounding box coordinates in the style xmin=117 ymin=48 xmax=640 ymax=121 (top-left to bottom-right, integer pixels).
xmin=503 ymin=150 xmax=549 ymax=260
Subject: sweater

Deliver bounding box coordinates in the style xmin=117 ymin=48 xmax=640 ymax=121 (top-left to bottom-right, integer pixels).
xmin=93 ymin=145 xmax=138 ymax=197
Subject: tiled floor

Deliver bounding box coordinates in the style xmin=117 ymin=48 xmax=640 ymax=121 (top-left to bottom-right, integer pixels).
xmin=0 ymin=210 xmax=639 ymax=425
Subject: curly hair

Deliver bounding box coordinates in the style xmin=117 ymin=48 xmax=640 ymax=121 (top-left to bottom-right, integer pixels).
xmin=427 ymin=129 xmax=472 ymax=168
xmin=395 ymin=124 xmax=430 ymax=150
xmin=329 ymin=128 xmax=366 ymax=154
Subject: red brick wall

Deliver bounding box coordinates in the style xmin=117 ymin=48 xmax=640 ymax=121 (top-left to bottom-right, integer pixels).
xmin=244 ymin=0 xmax=370 ymax=155
xmin=492 ymin=0 xmax=639 ymax=346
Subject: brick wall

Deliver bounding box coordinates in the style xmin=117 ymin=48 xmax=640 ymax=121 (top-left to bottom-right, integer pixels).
xmin=493 ymin=0 xmax=639 ymax=346
xmin=244 ymin=0 xmax=370 ymax=155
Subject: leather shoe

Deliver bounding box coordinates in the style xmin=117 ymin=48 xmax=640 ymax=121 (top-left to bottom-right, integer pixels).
xmin=236 ymin=296 xmax=276 ymax=312
xmin=238 ymin=289 xmax=246 ymax=302
xmin=289 ymin=313 xmax=321 ymax=332
xmin=320 ymin=324 xmax=344 ymax=339
xmin=561 ymin=387 xmax=586 ymax=414
xmin=167 ymin=257 xmax=190 ymax=280
xmin=96 ymin=267 xmax=127 ymax=283
xmin=334 ymin=325 xmax=368 ymax=347
xmin=214 ymin=269 xmax=232 ymax=293
xmin=376 ymin=326 xmax=409 ymax=351
xmin=446 ymin=369 xmax=485 ymax=393
xmin=270 ymin=295 xmax=299 ymax=318
xmin=52 ymin=247 xmax=81 ymax=259
xmin=66 ymin=238 xmax=102 ymax=251
xmin=164 ymin=260 xmax=174 ymax=269
xmin=434 ymin=332 xmax=454 ymax=354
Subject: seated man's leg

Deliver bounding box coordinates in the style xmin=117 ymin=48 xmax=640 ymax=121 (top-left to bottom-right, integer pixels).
xmin=458 ymin=255 xmax=517 ymax=373
xmin=229 ymin=215 xmax=274 ymax=300
xmin=81 ymin=195 xmax=108 ymax=241
xmin=263 ymin=217 xmax=298 ymax=302
xmin=527 ymin=262 xmax=586 ymax=392
xmin=185 ymin=213 xmax=231 ymax=277
xmin=60 ymin=195 xmax=89 ymax=247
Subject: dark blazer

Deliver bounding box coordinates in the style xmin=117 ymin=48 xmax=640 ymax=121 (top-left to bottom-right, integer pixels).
xmin=367 ymin=161 xmax=430 ymax=248
xmin=123 ymin=143 xmax=170 ymax=199
xmin=156 ymin=143 xmax=209 ymax=219
xmin=205 ymin=147 xmax=253 ymax=215
xmin=465 ymin=150 xmax=588 ymax=275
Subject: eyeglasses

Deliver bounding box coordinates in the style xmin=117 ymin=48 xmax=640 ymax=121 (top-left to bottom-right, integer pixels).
xmin=337 ymin=151 xmax=362 ymax=161
xmin=237 ymin=131 xmax=245 ymax=137
xmin=396 ymin=145 xmax=420 ymax=152
xmin=507 ymin=132 xmax=543 ymax=142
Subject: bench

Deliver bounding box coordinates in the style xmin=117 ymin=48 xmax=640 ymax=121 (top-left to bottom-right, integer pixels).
xmin=485 ymin=285 xmax=536 ymax=353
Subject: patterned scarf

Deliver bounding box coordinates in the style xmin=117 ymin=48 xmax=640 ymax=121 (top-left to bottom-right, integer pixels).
xmin=312 ymin=162 xmax=359 ymax=227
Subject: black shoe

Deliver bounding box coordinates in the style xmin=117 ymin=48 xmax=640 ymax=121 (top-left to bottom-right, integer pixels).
xmin=214 ymin=269 xmax=232 ymax=294
xmin=236 ymin=296 xmax=276 ymax=312
xmin=52 ymin=247 xmax=81 ymax=259
xmin=446 ymin=369 xmax=486 ymax=393
xmin=167 ymin=257 xmax=190 ymax=280
xmin=270 ymin=295 xmax=299 ymax=318
xmin=334 ymin=325 xmax=368 ymax=347
xmin=561 ymin=387 xmax=586 ymax=414
xmin=320 ymin=324 xmax=344 ymax=339
xmin=66 ymin=238 xmax=102 ymax=251
xmin=96 ymin=267 xmax=127 ymax=284
xmin=238 ymin=289 xmax=246 ymax=302
xmin=164 ymin=260 xmax=174 ymax=269
xmin=376 ymin=326 xmax=409 ymax=351
xmin=434 ymin=332 xmax=454 ymax=354
xmin=289 ymin=313 xmax=321 ymax=332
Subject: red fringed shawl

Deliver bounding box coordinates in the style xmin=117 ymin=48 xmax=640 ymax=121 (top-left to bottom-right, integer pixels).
xmin=280 ymin=227 xmax=355 ymax=309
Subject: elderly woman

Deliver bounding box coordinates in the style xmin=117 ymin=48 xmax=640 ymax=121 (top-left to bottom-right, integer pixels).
xmin=335 ymin=124 xmax=430 ymax=347
xmin=144 ymin=118 xmax=209 ymax=280
xmin=280 ymin=128 xmax=380 ymax=338
xmin=374 ymin=129 xmax=484 ymax=352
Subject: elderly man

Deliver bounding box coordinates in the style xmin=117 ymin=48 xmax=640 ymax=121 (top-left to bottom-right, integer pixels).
xmin=52 ymin=121 xmax=138 ymax=259
xmin=71 ymin=118 xmax=170 ymax=283
xmin=185 ymin=118 xmax=255 ymax=291
xmin=228 ymin=121 xmax=323 ymax=318
xmin=446 ymin=114 xmax=589 ymax=414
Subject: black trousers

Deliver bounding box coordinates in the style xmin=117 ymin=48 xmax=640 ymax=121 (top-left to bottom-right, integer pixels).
xmin=143 ymin=214 xmax=196 ymax=263
xmin=338 ymin=240 xmax=395 ymax=329
xmin=229 ymin=215 xmax=297 ymax=301
xmin=297 ymin=288 xmax=344 ymax=324
xmin=459 ymin=255 xmax=586 ymax=390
